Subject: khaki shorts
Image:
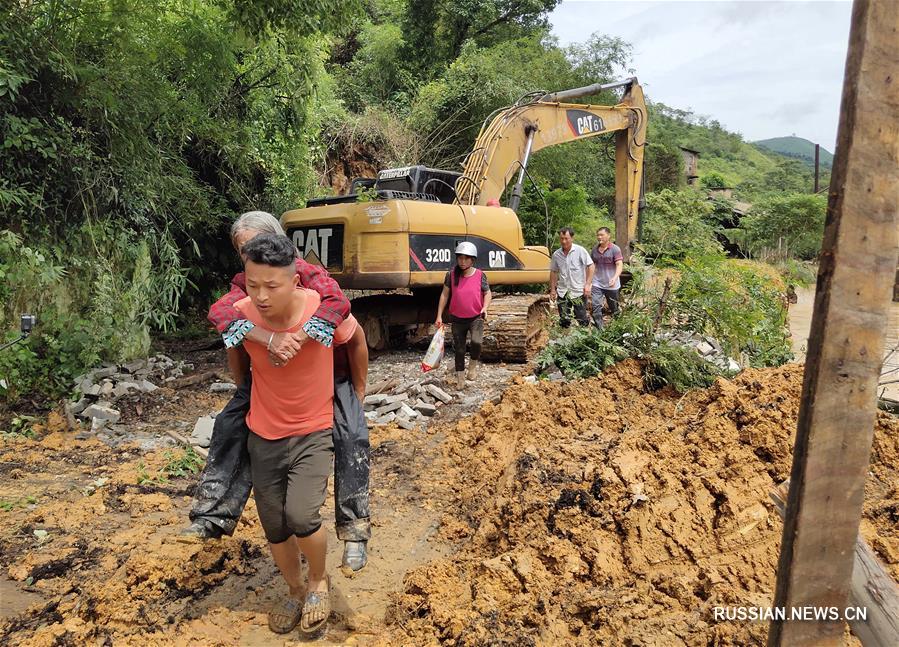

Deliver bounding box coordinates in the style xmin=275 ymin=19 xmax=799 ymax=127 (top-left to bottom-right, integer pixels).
xmin=247 ymin=429 xmax=334 ymax=544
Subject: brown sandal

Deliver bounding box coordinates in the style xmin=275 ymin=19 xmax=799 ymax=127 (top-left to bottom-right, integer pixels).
xmin=300 ymin=576 xmax=330 ymax=635
xmin=268 ymin=595 xmax=303 ymax=634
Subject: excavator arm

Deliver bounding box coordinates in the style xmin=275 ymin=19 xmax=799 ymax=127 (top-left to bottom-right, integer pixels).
xmin=456 ymin=78 xmax=647 ymax=258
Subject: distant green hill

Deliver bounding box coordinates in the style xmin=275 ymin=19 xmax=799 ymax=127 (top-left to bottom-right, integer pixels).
xmin=754 ymin=136 xmax=833 ymax=168
xmin=646 ymin=105 xmax=825 ymax=197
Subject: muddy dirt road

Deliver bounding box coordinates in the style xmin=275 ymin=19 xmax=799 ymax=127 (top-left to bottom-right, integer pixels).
xmin=1 ymin=343 xmax=897 ymax=645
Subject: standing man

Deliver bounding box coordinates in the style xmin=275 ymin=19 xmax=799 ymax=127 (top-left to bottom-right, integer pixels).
xmin=235 ymin=233 xmax=363 ymax=635
xmin=549 ymin=227 xmax=594 ymax=328
xmin=183 ymin=211 xmax=371 ymax=573
xmin=590 ymin=226 xmax=624 ymax=328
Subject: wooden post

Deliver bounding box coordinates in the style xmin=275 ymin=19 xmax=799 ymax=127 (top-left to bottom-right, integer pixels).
xmin=768 ymin=1 xmax=899 ymax=645
xmin=770 ymin=481 xmax=899 ymax=646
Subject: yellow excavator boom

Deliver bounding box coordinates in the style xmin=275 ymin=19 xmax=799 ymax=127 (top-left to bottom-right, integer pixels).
xmin=456 ymin=78 xmax=647 ymax=257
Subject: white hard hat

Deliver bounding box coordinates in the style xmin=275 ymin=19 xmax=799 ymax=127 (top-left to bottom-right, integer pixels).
xmin=455 ymin=241 xmax=478 ymax=257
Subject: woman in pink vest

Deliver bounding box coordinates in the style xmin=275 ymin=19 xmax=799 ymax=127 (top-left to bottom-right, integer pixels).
xmin=435 ymin=242 xmax=492 ymax=389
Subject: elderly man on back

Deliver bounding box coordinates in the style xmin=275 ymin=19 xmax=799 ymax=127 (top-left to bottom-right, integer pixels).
xmin=549 ymin=227 xmax=594 ymax=328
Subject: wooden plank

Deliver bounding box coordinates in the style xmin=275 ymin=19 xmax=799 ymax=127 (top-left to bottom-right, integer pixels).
xmin=770 ymin=481 xmax=899 ymax=646
xmin=767 ymin=1 xmax=899 ymax=645
xmin=769 ymin=1 xmax=899 ymax=643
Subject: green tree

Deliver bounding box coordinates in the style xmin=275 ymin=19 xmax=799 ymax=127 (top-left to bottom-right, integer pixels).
xmin=639 ymin=189 xmax=722 ymax=262
xmin=738 ymin=193 xmax=826 ymax=260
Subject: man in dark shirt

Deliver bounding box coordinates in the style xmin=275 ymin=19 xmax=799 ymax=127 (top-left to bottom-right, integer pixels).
xmin=589 ymin=226 xmax=624 ymax=328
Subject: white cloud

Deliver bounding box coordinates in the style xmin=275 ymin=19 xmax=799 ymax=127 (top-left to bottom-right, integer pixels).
xmin=550 ymin=0 xmax=852 ymax=150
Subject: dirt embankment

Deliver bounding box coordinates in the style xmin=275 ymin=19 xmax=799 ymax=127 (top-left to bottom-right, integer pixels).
xmin=385 ymin=361 xmax=899 ymax=646
xmin=1 ymin=360 xmax=896 ymax=646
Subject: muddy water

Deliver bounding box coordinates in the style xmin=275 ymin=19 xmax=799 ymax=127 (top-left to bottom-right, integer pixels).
xmin=788 ymin=286 xmax=899 ymax=400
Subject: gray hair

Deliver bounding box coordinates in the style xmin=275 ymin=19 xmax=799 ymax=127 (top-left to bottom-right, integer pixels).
xmin=230 ymin=211 xmax=285 ymax=245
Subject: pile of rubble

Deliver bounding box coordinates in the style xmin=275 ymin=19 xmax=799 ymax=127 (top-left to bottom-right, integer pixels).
xmin=67 ymin=354 xmax=189 ymax=429
xmin=657 ymin=330 xmax=742 ymax=373
xmin=363 ymin=375 xmax=454 ymax=431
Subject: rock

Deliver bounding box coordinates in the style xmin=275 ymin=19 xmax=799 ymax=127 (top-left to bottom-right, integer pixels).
xmin=695 ymin=341 xmax=715 ymax=356
xmin=395 ymin=416 xmax=417 ymax=431
xmin=82 ymin=383 xmax=101 ymax=396
xmin=375 ymin=400 xmax=405 ymax=416
xmin=547 ymin=371 xmax=565 ymax=382
xmin=81 ymin=404 xmax=121 ymax=424
xmin=374 ymin=412 xmax=396 ymax=425
xmin=190 ymin=415 xmax=216 ymax=448
xmin=93 ymin=366 xmax=118 ymax=380
xmin=413 ymin=401 xmax=437 ymax=416
xmin=112 ymin=381 xmax=141 ymax=399
xmin=138 ymin=380 xmax=158 ymax=393
xmin=364 ymin=411 xmax=379 ymax=421
xmin=424 ymin=384 xmax=453 ymax=404
xmin=79 ymin=378 xmax=95 ymax=394
xmin=70 ymin=397 xmax=91 ymax=414
xmin=382 ymin=392 xmax=409 ymax=405
xmin=524 ymin=375 xmax=537 ymax=384
xmin=210 ymin=382 xmax=237 ymax=394
xmin=122 ymin=359 xmax=147 ymax=373
xmin=99 ymin=381 xmax=114 ymax=397
xmin=727 ymin=358 xmax=741 ymax=373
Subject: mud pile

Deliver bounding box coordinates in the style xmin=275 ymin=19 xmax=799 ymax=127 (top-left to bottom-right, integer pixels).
xmin=0 ymin=429 xmax=271 ymax=646
xmin=387 ymin=361 xmax=899 ymax=646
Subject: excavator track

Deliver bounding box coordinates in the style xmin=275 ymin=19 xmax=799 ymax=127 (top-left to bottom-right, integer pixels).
xmin=481 ymin=294 xmax=551 ymax=363
xmin=352 ymin=292 xmax=551 ymax=363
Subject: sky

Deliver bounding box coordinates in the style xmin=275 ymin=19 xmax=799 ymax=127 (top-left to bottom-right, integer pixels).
xmin=549 ymin=0 xmax=852 ymax=150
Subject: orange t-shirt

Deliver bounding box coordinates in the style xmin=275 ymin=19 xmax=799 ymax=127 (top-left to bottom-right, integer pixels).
xmin=235 ymin=290 xmax=358 ymax=440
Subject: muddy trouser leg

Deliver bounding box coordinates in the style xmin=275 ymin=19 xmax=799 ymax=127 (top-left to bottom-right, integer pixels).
xmin=591 ymin=286 xmax=607 ymax=329
xmin=468 ymin=317 xmax=483 ymax=361
xmin=557 ymin=298 xmax=572 ymax=328
xmin=332 ymin=377 xmax=371 ymax=541
xmin=573 ymin=298 xmax=589 ymax=326
xmin=603 ymin=288 xmax=620 ymax=316
xmin=188 ymin=376 xmax=253 ymax=535
xmin=451 ymin=320 xmax=470 ymax=371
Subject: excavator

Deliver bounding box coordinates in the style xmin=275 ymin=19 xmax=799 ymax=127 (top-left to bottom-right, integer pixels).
xmin=280 ymin=77 xmax=647 ymax=361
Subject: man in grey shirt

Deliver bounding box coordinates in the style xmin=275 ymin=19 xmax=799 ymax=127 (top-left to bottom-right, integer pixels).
xmin=549 ymin=227 xmax=594 ymax=327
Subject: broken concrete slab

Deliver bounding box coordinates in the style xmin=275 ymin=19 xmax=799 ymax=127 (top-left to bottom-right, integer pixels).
xmin=374 ymin=412 xmax=396 ymax=425
xmin=413 ymin=401 xmax=437 ymax=416
xmin=363 ymin=394 xmax=388 ymax=407
xmin=695 ymin=341 xmax=715 ymax=356
xmin=70 ymin=397 xmax=91 ymax=414
xmin=395 ymin=416 xmax=417 ymax=431
xmin=399 ymin=404 xmax=420 ymax=419
xmin=375 ymin=400 xmax=405 ymax=416
xmin=122 ymin=359 xmax=147 ymax=373
xmin=382 ymin=392 xmax=409 ymax=405
xmin=93 ymin=366 xmax=118 ymax=380
xmin=113 ymin=381 xmax=141 ymax=399
xmin=83 ymin=383 xmax=101 ymax=397
xmin=190 ymin=415 xmax=216 ymax=448
xmin=424 ymin=384 xmax=452 ymax=403
xmin=81 ymin=404 xmax=121 ymax=424
xmin=138 ymin=380 xmax=158 ymax=393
